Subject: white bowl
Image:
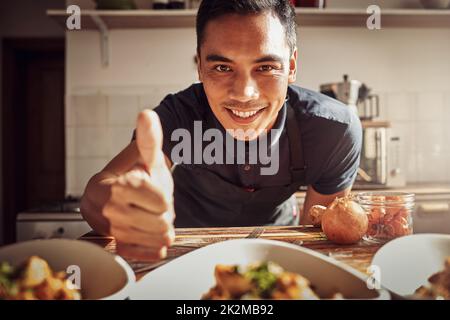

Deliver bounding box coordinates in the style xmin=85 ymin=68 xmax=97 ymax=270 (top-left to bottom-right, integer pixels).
xmin=0 ymin=239 xmax=135 ymax=300
xmin=372 ymin=233 xmax=450 ymax=298
xmin=130 ymin=239 xmax=389 ymax=300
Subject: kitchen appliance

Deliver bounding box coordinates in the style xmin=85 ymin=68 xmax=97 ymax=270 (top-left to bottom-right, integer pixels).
xmin=355 ymin=121 xmax=406 ymax=188
xmin=16 ymin=199 xmax=92 ymax=242
xmin=320 ymin=74 xmax=380 ymax=120
xmin=320 ymin=76 xmax=405 ymax=188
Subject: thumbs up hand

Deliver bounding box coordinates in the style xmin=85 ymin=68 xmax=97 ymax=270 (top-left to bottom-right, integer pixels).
xmin=103 ymin=110 xmax=175 ymax=262
xmin=136 ymin=109 xmax=165 ymax=172
xmin=135 ymin=110 xmax=174 ymax=207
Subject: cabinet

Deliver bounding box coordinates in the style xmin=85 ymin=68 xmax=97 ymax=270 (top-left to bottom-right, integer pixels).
xmin=413 ymin=194 xmax=450 ymax=234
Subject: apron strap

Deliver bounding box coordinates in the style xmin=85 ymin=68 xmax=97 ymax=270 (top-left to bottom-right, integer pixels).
xmin=286 ymin=104 xmax=307 ymax=183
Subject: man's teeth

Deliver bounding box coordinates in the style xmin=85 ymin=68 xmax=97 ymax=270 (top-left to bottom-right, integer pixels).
xmin=230 ymin=109 xmax=259 ymax=118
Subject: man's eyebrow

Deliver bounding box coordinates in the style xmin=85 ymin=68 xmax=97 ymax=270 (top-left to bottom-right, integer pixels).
xmin=204 ymin=54 xmax=284 ymax=64
xmin=253 ymin=55 xmax=284 ymax=64
xmin=205 ymin=54 xmax=233 ymax=63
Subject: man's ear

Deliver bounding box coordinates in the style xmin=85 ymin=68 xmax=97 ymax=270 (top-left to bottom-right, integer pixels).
xmin=288 ymin=47 xmax=298 ymax=84
xmin=196 ymin=53 xmax=203 ymax=82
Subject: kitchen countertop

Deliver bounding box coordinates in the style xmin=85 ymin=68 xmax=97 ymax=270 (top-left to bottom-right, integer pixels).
xmin=296 ymin=183 xmax=450 ymax=198
xmin=81 ymin=226 xmax=384 ymax=281
xmin=21 ymin=183 xmax=449 ymax=214
xmin=354 ymin=183 xmax=450 ymax=194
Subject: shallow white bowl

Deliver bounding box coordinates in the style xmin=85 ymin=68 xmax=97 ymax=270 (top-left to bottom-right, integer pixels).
xmin=372 ymin=233 xmax=450 ymax=298
xmin=0 ymin=239 xmax=135 ymax=300
xmin=130 ymin=239 xmax=389 ymax=300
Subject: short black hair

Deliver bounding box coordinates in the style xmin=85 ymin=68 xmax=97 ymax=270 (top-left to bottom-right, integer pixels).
xmin=196 ymin=0 xmax=297 ymax=56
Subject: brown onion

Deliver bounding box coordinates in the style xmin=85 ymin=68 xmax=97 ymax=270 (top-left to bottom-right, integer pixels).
xmin=321 ymin=197 xmax=368 ymax=245
xmin=308 ymin=205 xmax=327 ymax=227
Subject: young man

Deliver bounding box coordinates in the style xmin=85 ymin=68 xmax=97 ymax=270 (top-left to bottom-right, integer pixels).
xmin=81 ymin=0 xmax=362 ymax=261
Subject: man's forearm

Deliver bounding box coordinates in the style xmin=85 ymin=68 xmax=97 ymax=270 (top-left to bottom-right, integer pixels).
xmin=80 ymin=171 xmax=117 ymax=235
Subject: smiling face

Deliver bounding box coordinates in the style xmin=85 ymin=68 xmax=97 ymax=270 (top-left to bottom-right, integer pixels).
xmin=197 ymin=11 xmax=297 ymax=140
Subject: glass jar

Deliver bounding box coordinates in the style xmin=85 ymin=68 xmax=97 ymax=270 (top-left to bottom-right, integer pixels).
xmin=357 ymin=192 xmax=415 ymax=242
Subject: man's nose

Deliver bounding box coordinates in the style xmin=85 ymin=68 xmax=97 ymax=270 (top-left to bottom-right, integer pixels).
xmin=229 ymin=73 xmax=259 ymax=102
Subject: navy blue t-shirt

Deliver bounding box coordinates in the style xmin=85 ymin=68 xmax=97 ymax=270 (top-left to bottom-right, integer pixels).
xmin=149 ymin=83 xmax=362 ymax=196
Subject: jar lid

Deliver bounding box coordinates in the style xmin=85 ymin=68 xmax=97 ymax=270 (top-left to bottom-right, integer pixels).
xmin=356 ymin=192 xmax=415 ymax=207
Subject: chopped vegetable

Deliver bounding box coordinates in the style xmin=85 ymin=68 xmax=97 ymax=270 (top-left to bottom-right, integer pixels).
xmin=202 ymin=261 xmax=336 ymax=300
xmin=244 ymin=262 xmax=279 ymax=297
xmin=0 ymin=256 xmax=81 ymax=300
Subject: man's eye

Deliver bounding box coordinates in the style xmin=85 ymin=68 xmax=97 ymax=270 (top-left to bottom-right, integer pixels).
xmin=258 ymin=65 xmax=276 ymax=72
xmin=214 ymin=65 xmax=232 ymax=72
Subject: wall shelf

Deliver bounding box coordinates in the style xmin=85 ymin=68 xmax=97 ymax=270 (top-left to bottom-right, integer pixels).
xmin=49 ymin=8 xmax=450 ymax=67
xmin=48 ymin=8 xmax=450 ymax=30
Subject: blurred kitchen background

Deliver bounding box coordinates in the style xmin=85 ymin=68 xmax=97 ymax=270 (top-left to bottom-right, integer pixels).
xmin=1 ymin=0 xmax=449 ymax=245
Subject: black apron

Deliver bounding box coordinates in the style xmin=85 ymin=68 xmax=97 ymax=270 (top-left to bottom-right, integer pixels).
xmin=172 ymin=104 xmax=307 ymax=227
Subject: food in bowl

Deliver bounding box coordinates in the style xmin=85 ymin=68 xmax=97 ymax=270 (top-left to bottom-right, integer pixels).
xmin=0 ymin=256 xmax=81 ymax=300
xmin=414 ymin=257 xmax=450 ymax=300
xmin=202 ymin=261 xmax=343 ymax=300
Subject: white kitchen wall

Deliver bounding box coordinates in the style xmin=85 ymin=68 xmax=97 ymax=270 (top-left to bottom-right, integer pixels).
xmin=297 ymin=27 xmax=450 ymax=184
xmin=65 ymin=0 xmax=450 ymax=196
xmin=66 ymin=85 xmax=184 ymax=195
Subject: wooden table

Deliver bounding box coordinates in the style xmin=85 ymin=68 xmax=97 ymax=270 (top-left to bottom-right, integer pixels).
xmin=81 ymin=226 xmax=384 ymax=280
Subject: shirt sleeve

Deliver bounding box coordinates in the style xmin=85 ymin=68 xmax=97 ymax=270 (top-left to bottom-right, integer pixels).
xmin=311 ymin=112 xmax=362 ymax=195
